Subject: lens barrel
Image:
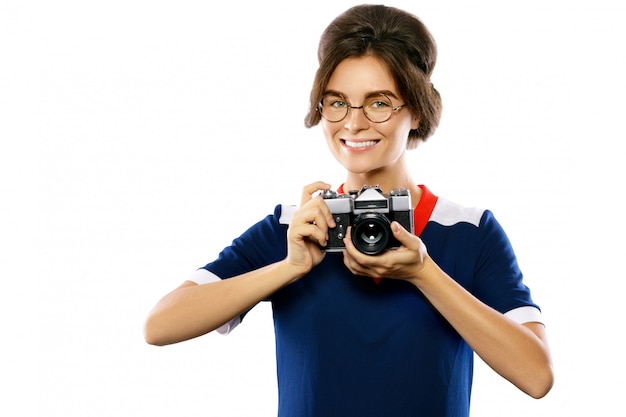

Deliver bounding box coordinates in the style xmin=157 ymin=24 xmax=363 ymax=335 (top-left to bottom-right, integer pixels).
xmin=351 ymin=213 xmax=392 ymax=255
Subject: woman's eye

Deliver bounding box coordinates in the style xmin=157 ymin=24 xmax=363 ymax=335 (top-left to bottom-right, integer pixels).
xmin=370 ymin=100 xmax=390 ymax=109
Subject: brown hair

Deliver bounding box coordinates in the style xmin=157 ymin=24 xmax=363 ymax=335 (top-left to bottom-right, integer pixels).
xmin=304 ymin=4 xmax=442 ymax=148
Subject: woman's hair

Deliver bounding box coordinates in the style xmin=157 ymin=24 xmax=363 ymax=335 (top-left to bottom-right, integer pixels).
xmin=304 ymin=4 xmax=442 ymax=148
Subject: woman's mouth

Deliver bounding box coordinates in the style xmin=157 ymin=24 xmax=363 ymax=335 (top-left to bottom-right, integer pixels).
xmin=342 ymin=139 xmax=379 ymax=149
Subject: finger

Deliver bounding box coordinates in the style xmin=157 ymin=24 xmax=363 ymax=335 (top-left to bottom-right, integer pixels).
xmin=295 ymin=200 xmax=333 ymax=230
xmin=300 ymin=190 xmax=336 ymax=229
xmin=342 ymin=248 xmax=381 ymax=278
xmin=300 ymin=181 xmax=332 ymax=206
xmin=291 ymin=205 xmax=333 ymax=245
xmin=342 ymin=249 xmax=368 ymax=276
xmin=390 ymin=221 xmax=421 ymax=251
xmin=317 ymin=196 xmax=336 ymax=228
xmin=343 ymin=227 xmax=393 ymax=272
xmin=288 ymin=221 xmax=328 ymax=247
xmin=311 ymin=205 xmax=333 ymax=232
xmin=343 ymin=227 xmax=373 ymax=265
xmin=304 ymin=223 xmax=330 ymax=247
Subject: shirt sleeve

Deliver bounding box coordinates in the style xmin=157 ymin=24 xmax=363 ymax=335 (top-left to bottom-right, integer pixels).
xmin=202 ymin=204 xmax=289 ymax=279
xmin=192 ymin=204 xmax=289 ymax=333
xmin=473 ymin=210 xmax=542 ymax=323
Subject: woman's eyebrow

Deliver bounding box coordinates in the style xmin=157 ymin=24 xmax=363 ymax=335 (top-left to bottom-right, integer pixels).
xmin=323 ymin=89 xmax=402 ymax=100
xmin=322 ymin=89 xmax=344 ymax=96
xmin=367 ymin=90 xmax=401 ymax=99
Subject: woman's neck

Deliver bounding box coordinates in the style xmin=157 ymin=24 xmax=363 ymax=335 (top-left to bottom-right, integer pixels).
xmin=343 ymin=167 xmax=422 ymax=207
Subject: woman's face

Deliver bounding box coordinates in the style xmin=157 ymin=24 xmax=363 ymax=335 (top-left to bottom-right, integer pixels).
xmin=321 ymin=55 xmax=418 ymax=177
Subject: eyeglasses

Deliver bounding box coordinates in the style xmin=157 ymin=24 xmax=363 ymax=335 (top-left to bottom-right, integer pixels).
xmin=317 ymin=92 xmax=407 ymax=123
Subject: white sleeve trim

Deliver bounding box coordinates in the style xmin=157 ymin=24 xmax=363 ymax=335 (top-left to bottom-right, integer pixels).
xmin=504 ymin=306 xmax=543 ymax=325
xmin=279 ymin=204 xmax=297 ymax=225
xmin=186 ymin=269 xmax=241 ymax=335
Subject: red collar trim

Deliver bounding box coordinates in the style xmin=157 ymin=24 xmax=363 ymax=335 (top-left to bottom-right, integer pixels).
xmin=335 ymin=184 xmax=438 ymax=236
xmin=413 ymin=185 xmax=438 ymax=236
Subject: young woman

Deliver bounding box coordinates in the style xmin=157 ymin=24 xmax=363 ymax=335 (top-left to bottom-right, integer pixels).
xmin=144 ymin=5 xmax=554 ymax=416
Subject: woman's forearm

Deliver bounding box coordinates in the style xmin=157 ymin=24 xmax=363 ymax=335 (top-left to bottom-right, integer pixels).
xmin=411 ymin=258 xmax=554 ymax=398
xmin=143 ymin=261 xmax=299 ymax=346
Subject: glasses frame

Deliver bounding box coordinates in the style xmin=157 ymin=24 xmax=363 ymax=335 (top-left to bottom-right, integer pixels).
xmin=317 ymin=92 xmax=407 ymax=124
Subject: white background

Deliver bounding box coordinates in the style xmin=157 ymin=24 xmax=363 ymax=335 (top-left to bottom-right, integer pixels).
xmin=2 ymin=0 xmax=625 ymax=415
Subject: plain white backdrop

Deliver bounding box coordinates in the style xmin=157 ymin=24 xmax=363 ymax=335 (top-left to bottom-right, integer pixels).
xmin=2 ymin=0 xmax=625 ymax=415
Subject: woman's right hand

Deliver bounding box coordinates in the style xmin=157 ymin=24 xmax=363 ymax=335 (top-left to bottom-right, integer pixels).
xmin=284 ymin=181 xmax=336 ymax=279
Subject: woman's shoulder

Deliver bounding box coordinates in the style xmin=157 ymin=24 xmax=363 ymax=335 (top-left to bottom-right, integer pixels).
xmin=430 ymin=196 xmax=486 ymax=228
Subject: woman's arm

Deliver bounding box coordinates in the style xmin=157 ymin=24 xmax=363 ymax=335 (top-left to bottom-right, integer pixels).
xmin=412 ymin=257 xmax=554 ymax=398
xmin=144 ymin=261 xmax=299 ymax=346
xmin=144 ymin=181 xmax=336 ymax=346
xmin=342 ymin=221 xmax=554 ymax=399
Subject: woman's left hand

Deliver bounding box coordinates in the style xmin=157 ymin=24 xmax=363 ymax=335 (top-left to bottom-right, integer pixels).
xmin=342 ymin=221 xmax=429 ymax=283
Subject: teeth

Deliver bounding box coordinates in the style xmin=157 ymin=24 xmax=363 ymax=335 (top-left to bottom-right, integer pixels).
xmin=344 ymin=140 xmax=378 ymax=148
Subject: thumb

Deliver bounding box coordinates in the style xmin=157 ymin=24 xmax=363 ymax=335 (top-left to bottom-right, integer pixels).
xmin=391 ymin=221 xmax=419 ymax=249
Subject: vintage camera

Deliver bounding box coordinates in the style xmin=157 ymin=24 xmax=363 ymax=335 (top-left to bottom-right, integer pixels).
xmin=322 ymin=185 xmax=414 ymax=255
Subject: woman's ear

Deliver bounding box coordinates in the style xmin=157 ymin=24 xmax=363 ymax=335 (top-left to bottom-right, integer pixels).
xmin=411 ymin=115 xmax=420 ymax=131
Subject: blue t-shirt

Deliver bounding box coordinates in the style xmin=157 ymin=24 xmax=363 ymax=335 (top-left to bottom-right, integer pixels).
xmin=202 ymin=186 xmax=539 ymax=417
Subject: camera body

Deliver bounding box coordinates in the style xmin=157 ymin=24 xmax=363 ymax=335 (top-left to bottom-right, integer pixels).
xmin=322 ymin=185 xmax=414 ymax=255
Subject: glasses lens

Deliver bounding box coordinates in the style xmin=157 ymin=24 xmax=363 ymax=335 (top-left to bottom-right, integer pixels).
xmin=363 ymin=94 xmax=393 ymax=123
xmin=319 ymin=94 xmax=348 ymax=122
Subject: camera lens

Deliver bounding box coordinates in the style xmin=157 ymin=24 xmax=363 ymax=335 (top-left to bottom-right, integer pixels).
xmin=351 ymin=213 xmax=391 ymax=255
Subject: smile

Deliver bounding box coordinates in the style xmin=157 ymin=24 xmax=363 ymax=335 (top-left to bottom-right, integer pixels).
xmin=342 ymin=139 xmax=379 ymax=149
